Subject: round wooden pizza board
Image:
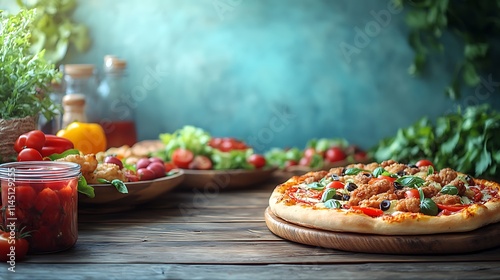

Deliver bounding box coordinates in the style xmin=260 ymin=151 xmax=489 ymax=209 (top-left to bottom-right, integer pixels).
xmin=264 ymin=207 xmax=500 ymax=255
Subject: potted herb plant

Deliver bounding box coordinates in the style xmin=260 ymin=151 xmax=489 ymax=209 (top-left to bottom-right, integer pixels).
xmin=0 ymin=9 xmax=61 ymax=162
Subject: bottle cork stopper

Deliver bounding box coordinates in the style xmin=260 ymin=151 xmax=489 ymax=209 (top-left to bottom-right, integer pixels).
xmin=63 ymin=93 xmax=86 ymax=107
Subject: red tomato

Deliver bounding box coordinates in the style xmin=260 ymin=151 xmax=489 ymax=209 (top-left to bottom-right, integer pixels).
xmin=188 ymin=155 xmax=213 ymax=170
xmin=15 ymin=185 xmax=36 ymax=210
xmin=299 ymin=157 xmax=311 ymax=166
xmin=326 ymin=181 xmax=344 ymax=189
xmin=164 ymin=162 xmax=177 ymax=172
xmin=415 ymin=159 xmax=434 ymax=168
xmin=378 ymin=175 xmax=396 ymax=183
xmin=404 ymin=189 xmax=420 ymax=199
xmin=437 ymin=204 xmax=468 ymax=212
xmin=14 ymin=130 xmax=46 ymax=153
xmin=34 ymin=188 xmax=60 ymax=212
xmin=354 ymin=151 xmax=367 ymax=162
xmin=247 ymin=154 xmax=266 ymax=169
xmin=303 ymin=148 xmax=317 ymax=159
xmin=17 ymin=148 xmax=43 ymax=161
xmin=324 ymin=147 xmax=346 ymax=163
xmin=172 ymin=148 xmax=194 ymax=169
xmin=350 ymin=206 xmax=384 ymax=217
xmin=0 ymin=231 xmax=29 ymax=262
xmin=284 ymin=160 xmax=298 ymax=168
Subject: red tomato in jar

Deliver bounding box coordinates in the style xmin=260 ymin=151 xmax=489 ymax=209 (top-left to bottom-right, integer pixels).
xmin=171 ymin=148 xmax=194 ymax=169
xmin=247 ymin=154 xmax=266 ymax=169
xmin=324 ymin=147 xmax=347 ymax=163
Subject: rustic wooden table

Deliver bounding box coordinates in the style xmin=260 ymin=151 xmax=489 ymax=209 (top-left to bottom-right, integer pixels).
xmin=2 ymin=172 xmax=500 ymax=279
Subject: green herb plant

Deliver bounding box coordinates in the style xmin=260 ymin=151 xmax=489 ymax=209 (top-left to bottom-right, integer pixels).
xmin=395 ymin=0 xmax=500 ymax=99
xmin=370 ymin=104 xmax=500 ymax=178
xmin=0 ymin=9 xmax=61 ymax=121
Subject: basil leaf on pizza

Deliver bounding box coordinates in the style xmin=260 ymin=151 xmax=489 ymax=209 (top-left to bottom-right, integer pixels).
xmin=269 ymin=160 xmax=500 ymax=235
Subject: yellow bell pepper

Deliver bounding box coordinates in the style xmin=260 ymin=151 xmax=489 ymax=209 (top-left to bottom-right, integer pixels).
xmin=57 ymin=122 xmax=107 ymax=155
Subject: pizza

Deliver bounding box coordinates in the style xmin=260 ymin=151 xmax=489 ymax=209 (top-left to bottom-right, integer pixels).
xmin=268 ymin=160 xmax=500 ymax=235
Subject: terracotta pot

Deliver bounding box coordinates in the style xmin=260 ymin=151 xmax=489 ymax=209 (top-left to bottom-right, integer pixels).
xmin=0 ymin=115 xmax=38 ymax=162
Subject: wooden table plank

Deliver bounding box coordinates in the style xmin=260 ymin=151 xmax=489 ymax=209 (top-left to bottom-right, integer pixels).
xmin=5 ymin=262 xmax=500 ymax=280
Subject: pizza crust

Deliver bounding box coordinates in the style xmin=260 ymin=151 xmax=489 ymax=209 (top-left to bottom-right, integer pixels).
xmin=269 ymin=177 xmax=500 ymax=235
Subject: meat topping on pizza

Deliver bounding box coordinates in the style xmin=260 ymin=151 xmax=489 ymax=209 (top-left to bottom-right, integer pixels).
xmin=281 ymin=160 xmax=499 ymax=217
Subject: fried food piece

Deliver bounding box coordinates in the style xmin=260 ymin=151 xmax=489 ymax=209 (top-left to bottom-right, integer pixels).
xmin=86 ymin=163 xmax=127 ymax=184
xmin=56 ymin=153 xmax=98 ymax=174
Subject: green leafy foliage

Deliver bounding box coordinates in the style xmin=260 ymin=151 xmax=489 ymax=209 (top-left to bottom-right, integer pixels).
xmin=15 ymin=0 xmax=91 ymax=65
xmin=397 ymin=0 xmax=500 ymax=99
xmin=371 ymin=105 xmax=500 ymax=178
xmin=0 ymin=9 xmax=61 ymax=120
xmin=158 ymin=126 xmax=256 ymax=170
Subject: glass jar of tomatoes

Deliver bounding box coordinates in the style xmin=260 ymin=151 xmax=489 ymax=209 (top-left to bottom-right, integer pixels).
xmin=0 ymin=161 xmax=81 ymax=254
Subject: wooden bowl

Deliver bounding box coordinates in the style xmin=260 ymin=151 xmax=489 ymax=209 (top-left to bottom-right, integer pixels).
xmin=78 ymin=169 xmax=184 ymax=213
xmin=180 ymin=167 xmax=277 ymax=190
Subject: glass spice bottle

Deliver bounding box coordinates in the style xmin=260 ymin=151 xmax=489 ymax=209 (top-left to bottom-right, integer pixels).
xmin=61 ymin=93 xmax=87 ymax=129
xmin=96 ymin=55 xmax=137 ymax=148
xmin=61 ymin=64 xmax=99 ymax=123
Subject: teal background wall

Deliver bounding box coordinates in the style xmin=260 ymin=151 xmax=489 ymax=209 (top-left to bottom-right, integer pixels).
xmin=3 ymin=0 xmax=500 ymax=152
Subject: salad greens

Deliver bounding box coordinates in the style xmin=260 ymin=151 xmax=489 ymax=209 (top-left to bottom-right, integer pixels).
xmin=370 ymin=105 xmax=500 ymax=178
xmin=157 ymin=126 xmax=256 ymax=170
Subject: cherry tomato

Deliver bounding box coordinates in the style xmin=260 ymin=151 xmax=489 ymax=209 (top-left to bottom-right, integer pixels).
xmin=324 ymin=147 xmax=346 ymax=163
xmin=326 ymin=181 xmax=344 ymax=189
xmin=188 ymin=155 xmax=213 ymax=170
xmin=34 ymin=188 xmax=60 ymax=212
xmin=172 ymin=148 xmax=194 ymax=169
xmin=404 ymin=189 xmax=420 ymax=199
xmin=299 ymin=157 xmax=311 ymax=166
xmin=104 ymin=156 xmax=124 ymax=169
xmin=164 ymin=162 xmax=177 ymax=172
xmin=350 ymin=206 xmax=384 ymax=217
xmin=17 ymin=148 xmax=43 ymax=161
xmin=137 ymin=168 xmax=156 ymax=181
xmin=147 ymin=162 xmax=167 ymax=177
xmin=415 ymin=159 xmax=434 ymax=168
xmin=0 ymin=231 xmax=29 ymax=262
xmin=354 ymin=151 xmax=367 ymax=162
xmin=303 ymin=148 xmax=317 ymax=159
xmin=378 ymin=175 xmax=396 ymax=183
xmin=247 ymin=154 xmax=266 ymax=169
xmin=14 ymin=130 xmax=46 ymax=152
xmin=284 ymin=160 xmax=298 ymax=168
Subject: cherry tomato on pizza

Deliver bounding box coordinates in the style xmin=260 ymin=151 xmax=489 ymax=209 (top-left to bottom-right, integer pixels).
xmin=415 ymin=159 xmax=434 ymax=168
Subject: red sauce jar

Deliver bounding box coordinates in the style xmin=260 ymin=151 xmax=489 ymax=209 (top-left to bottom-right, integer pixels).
xmin=0 ymin=161 xmax=81 ymax=254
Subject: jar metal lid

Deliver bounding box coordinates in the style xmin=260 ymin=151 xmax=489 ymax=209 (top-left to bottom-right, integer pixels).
xmin=0 ymin=161 xmax=81 ymax=181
